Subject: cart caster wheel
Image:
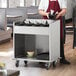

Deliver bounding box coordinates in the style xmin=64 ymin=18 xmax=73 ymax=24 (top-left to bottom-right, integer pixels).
xmin=52 ymin=61 xmax=56 ymax=68
xmin=16 ymin=60 xmax=19 ymax=67
xmin=45 ymin=63 xmax=51 ymax=70
xmin=24 ymin=61 xmax=27 ymax=66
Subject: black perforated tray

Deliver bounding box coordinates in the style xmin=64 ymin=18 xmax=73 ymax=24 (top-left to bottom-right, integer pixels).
xmin=36 ymin=52 xmax=49 ymax=60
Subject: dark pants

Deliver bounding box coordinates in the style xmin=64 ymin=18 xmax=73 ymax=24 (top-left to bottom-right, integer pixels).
xmin=60 ymin=38 xmax=65 ymax=60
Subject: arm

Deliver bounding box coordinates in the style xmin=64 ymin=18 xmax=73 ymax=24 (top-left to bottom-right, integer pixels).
xmin=56 ymin=8 xmax=67 ymax=19
xmin=39 ymin=9 xmax=49 ymax=17
xmin=39 ymin=8 xmax=66 ymax=19
xmin=56 ymin=0 xmax=67 ymax=19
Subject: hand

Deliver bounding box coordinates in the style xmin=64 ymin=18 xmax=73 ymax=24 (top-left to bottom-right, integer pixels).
xmin=46 ymin=12 xmax=50 ymax=18
xmin=56 ymin=13 xmax=60 ymax=19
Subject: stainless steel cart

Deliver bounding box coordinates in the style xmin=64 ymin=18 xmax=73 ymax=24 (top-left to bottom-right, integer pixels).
xmin=13 ymin=19 xmax=60 ymax=69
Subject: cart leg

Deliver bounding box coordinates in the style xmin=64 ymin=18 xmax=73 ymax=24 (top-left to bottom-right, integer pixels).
xmin=15 ymin=60 xmax=19 ymax=67
xmin=24 ymin=61 xmax=27 ymax=66
xmin=52 ymin=61 xmax=56 ymax=68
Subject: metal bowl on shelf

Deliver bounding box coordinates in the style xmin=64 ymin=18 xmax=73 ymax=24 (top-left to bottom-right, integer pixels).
xmin=27 ymin=51 xmax=34 ymax=58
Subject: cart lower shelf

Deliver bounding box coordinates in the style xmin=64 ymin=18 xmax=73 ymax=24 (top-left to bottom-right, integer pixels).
xmin=15 ymin=57 xmax=57 ymax=70
xmin=15 ymin=60 xmax=56 ymax=70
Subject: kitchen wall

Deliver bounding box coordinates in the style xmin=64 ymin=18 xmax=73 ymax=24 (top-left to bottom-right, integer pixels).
xmin=36 ymin=0 xmax=41 ymax=6
xmin=0 ymin=0 xmax=7 ymax=8
xmin=9 ymin=0 xmax=20 ymax=8
xmin=9 ymin=0 xmax=39 ymax=7
xmin=0 ymin=0 xmax=1 ymax=7
xmin=24 ymin=0 xmax=41 ymax=7
xmin=8 ymin=0 xmax=38 ymax=7
xmin=25 ymin=0 xmax=33 ymax=7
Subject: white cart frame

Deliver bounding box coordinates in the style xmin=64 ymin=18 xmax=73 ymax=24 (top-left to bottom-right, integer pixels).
xmin=13 ymin=19 xmax=60 ymax=69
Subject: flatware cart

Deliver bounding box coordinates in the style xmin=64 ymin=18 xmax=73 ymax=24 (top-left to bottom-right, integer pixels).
xmin=13 ymin=19 xmax=60 ymax=69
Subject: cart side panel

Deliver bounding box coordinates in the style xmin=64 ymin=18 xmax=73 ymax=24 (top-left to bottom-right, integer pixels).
xmin=14 ymin=34 xmax=25 ymax=58
xmin=49 ymin=20 xmax=60 ymax=61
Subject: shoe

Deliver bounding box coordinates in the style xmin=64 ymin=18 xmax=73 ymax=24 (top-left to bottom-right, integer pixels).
xmin=60 ymin=59 xmax=70 ymax=65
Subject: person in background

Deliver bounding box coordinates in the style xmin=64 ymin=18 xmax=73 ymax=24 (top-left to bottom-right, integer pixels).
xmin=38 ymin=0 xmax=70 ymax=64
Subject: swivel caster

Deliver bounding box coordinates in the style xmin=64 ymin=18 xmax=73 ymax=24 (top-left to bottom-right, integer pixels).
xmin=15 ymin=60 xmax=19 ymax=67
xmin=45 ymin=63 xmax=51 ymax=70
xmin=24 ymin=61 xmax=27 ymax=66
xmin=52 ymin=61 xmax=56 ymax=68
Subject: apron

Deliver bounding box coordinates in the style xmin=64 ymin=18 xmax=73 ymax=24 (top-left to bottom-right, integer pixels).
xmin=43 ymin=0 xmax=63 ymax=39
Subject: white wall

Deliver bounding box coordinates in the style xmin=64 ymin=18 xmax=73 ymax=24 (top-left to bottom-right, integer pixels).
xmin=25 ymin=0 xmax=41 ymax=7
xmin=9 ymin=0 xmax=20 ymax=8
xmin=0 ymin=0 xmax=41 ymax=8
xmin=25 ymin=0 xmax=33 ymax=7
xmin=0 ymin=0 xmax=1 ymax=7
xmin=36 ymin=0 xmax=41 ymax=6
xmin=0 ymin=0 xmax=7 ymax=8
